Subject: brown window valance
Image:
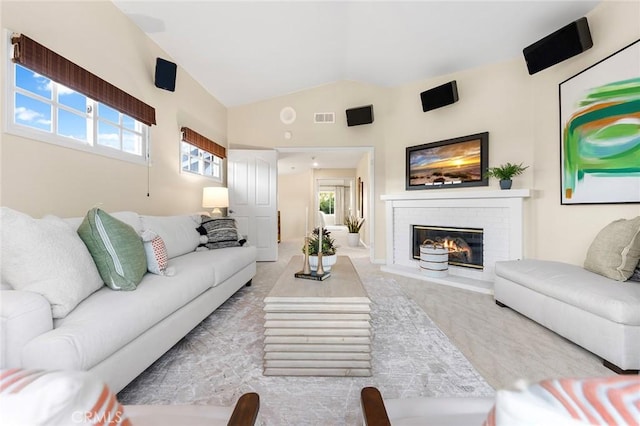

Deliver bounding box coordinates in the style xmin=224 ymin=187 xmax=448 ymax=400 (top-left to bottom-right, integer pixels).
xmin=11 ymin=33 xmax=156 ymax=126
xmin=181 ymin=127 xmax=226 ymax=159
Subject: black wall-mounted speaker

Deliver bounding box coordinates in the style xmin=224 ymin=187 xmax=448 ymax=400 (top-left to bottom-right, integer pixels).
xmin=154 ymin=58 xmax=177 ymax=92
xmin=420 ymin=81 xmax=458 ymax=112
xmin=523 ymin=17 xmax=593 ymax=75
xmin=346 ymin=104 xmax=374 ymax=126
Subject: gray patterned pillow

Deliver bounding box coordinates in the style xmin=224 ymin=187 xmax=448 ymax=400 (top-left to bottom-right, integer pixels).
xmin=200 ymin=216 xmax=243 ymax=249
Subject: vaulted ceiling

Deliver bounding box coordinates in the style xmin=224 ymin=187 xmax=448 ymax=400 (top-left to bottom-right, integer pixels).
xmin=113 ymin=1 xmax=600 ymax=107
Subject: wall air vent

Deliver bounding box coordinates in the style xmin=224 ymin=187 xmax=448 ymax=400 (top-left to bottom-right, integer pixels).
xmin=314 ymin=112 xmax=335 ymax=124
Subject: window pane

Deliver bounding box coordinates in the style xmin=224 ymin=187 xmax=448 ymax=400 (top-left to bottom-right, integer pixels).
xmin=189 ymin=158 xmax=199 ymax=173
xmin=203 ymin=152 xmax=212 ymax=162
xmin=190 ymin=147 xmax=199 ymax=156
xmin=58 ymin=85 xmax=87 ymax=113
xmin=58 ymin=109 xmax=87 ymax=141
xmin=15 ymin=65 xmax=51 ymax=99
xmin=97 ymin=121 xmax=120 ymax=149
xmin=122 ymin=130 xmax=141 ymax=155
xmin=212 ymin=164 xmax=220 ymax=178
xmin=319 ymin=192 xmax=335 ymax=214
xmin=181 ymin=142 xmax=191 ymax=154
xmin=98 ymin=103 xmax=119 ymax=124
xmin=15 ymin=93 xmax=52 ymax=132
xmin=181 ymin=153 xmax=190 ymax=170
xmin=122 ymin=115 xmax=136 ymax=130
xmin=204 ymin=160 xmax=212 ymax=175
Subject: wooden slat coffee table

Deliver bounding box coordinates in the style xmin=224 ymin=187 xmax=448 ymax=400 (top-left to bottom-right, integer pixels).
xmin=263 ymin=255 xmax=372 ymax=376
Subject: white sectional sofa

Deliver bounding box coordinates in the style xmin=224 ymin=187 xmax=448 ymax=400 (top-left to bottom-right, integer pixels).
xmin=0 ymin=209 xmax=257 ymax=393
xmin=494 ymin=259 xmax=640 ymax=373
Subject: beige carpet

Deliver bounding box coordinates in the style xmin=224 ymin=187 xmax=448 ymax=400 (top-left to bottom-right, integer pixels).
xmin=330 ymin=229 xmax=613 ymax=389
xmin=118 ymin=231 xmax=495 ymax=425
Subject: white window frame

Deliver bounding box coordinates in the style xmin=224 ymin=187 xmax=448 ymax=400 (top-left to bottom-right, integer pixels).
xmin=180 ymin=141 xmax=223 ymax=182
xmin=5 ymin=38 xmax=149 ymax=166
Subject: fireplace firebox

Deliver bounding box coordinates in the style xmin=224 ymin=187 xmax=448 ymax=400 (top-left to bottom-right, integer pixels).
xmin=412 ymin=225 xmax=484 ymax=269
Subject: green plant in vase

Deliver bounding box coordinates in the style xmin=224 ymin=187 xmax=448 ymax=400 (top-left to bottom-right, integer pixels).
xmin=484 ymin=162 xmax=529 ymax=189
xmin=344 ymin=214 xmax=365 ymax=233
xmin=303 ymin=227 xmax=337 ymax=256
xmin=345 ymin=214 xmax=364 ymax=247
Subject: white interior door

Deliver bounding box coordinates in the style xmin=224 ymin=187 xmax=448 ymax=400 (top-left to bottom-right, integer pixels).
xmin=227 ymin=149 xmax=278 ymax=261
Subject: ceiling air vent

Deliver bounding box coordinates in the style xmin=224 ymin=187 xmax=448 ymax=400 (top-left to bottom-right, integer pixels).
xmin=314 ymin=112 xmax=335 ymax=124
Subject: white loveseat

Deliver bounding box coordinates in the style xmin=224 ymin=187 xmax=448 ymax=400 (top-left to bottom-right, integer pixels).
xmin=0 ymin=209 xmax=257 ymax=393
xmin=494 ymin=259 xmax=640 ymax=373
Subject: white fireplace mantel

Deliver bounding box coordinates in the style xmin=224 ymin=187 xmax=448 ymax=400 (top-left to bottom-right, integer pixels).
xmin=381 ymin=189 xmax=531 ymax=294
xmin=381 ymin=189 xmax=530 ymax=201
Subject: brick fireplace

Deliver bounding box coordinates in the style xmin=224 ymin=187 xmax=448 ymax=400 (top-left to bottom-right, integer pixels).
xmin=381 ymin=189 xmax=530 ymax=293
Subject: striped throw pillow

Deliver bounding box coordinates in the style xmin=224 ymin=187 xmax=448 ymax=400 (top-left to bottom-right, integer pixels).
xmin=484 ymin=376 xmax=640 ymax=426
xmin=78 ymin=208 xmax=147 ymax=290
xmin=0 ymin=368 xmax=131 ymax=425
xmin=200 ymin=216 xmax=242 ymax=249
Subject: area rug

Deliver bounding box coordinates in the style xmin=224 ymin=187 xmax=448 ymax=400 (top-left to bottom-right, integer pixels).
xmin=118 ymin=253 xmax=494 ymax=425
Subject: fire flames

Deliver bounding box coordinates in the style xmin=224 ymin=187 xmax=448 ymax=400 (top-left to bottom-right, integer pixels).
xmin=442 ymin=237 xmax=472 ymax=263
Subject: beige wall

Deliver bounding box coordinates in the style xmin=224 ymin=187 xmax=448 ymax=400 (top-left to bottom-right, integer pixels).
xmin=277 ymin=169 xmax=312 ymax=241
xmin=229 ymin=0 xmax=640 ymax=264
xmin=1 ymin=1 xmax=227 ymax=218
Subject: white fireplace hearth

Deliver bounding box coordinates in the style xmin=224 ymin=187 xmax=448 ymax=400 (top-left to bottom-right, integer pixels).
xmin=381 ymin=189 xmax=530 ymax=294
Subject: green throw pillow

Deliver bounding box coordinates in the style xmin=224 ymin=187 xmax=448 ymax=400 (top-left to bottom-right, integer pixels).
xmin=584 ymin=216 xmax=640 ymax=281
xmin=78 ymin=208 xmax=147 ymax=290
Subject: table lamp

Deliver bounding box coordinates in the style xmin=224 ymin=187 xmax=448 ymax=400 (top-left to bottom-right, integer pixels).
xmin=202 ymin=187 xmax=229 ymax=217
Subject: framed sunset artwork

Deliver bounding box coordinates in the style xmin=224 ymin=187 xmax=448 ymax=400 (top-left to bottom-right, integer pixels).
xmin=406 ymin=132 xmax=489 ymax=190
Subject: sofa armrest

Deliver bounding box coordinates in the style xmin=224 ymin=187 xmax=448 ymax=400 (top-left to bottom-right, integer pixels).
xmin=228 ymin=392 xmax=260 ymax=426
xmin=0 ymin=290 xmax=53 ymax=368
xmin=360 ymin=387 xmax=391 ymax=426
xmin=124 ymin=393 xmax=260 ymax=426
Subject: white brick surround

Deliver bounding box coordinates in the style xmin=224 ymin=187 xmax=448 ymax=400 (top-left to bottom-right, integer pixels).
xmin=381 ymin=189 xmax=530 ymax=293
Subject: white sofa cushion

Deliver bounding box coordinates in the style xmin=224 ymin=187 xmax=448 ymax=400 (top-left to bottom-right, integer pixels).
xmin=381 ymin=396 xmax=494 ymax=426
xmin=186 ymin=246 xmax=257 ymax=286
xmin=495 ymin=260 xmax=640 ymax=325
xmin=21 ymin=255 xmax=216 ymax=370
xmin=124 ymin=405 xmax=235 ymax=426
xmin=0 ymin=208 xmax=104 ymax=318
xmin=141 ymin=215 xmax=202 ymax=259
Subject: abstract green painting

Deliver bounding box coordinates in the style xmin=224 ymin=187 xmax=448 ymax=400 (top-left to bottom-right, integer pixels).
xmin=560 ymin=39 xmax=640 ymax=204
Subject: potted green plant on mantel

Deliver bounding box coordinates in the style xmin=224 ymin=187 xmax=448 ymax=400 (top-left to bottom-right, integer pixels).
xmin=344 ymin=214 xmax=365 ymax=247
xmin=302 ymin=227 xmax=338 ymax=271
xmin=484 ymin=162 xmax=529 ymax=190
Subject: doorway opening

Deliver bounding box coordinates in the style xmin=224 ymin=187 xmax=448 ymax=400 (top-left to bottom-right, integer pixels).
xmin=276 ymin=146 xmax=374 ymax=262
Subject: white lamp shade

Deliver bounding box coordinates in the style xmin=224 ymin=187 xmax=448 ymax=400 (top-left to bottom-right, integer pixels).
xmin=202 ymin=187 xmax=229 ymax=208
